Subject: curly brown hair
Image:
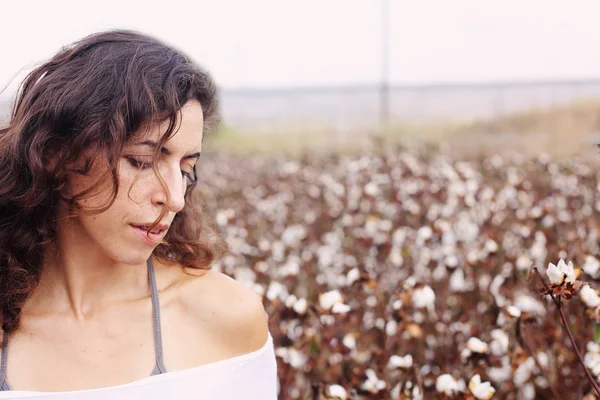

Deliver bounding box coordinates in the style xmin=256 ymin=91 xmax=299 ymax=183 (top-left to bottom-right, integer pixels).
xmin=0 ymin=29 xmax=225 ymax=334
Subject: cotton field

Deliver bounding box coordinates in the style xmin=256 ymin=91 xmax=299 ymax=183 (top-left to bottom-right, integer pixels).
xmin=200 ymin=145 xmax=600 ymax=399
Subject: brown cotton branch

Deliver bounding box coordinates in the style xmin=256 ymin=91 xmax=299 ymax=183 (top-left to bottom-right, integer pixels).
xmin=534 ymin=268 xmax=600 ymax=397
xmin=520 ymin=325 xmax=561 ymax=400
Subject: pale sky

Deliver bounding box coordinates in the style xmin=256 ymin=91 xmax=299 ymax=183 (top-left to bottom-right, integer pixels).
xmin=1 ymin=0 xmax=600 ymax=94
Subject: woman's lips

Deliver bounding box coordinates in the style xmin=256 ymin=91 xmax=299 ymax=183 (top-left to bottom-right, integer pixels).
xmin=130 ymin=224 xmax=166 ymax=244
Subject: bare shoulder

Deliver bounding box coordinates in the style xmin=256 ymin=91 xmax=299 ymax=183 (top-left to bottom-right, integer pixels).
xmin=170 ymin=267 xmax=270 ymax=354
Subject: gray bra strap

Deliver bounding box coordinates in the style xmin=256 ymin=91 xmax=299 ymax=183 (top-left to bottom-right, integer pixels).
xmin=147 ymin=257 xmax=167 ymax=374
xmin=0 ymin=332 xmax=8 ymax=383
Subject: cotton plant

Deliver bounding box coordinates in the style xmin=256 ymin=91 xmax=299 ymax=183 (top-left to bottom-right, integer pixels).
xmin=468 ymin=374 xmax=495 ymax=399
xmin=535 ymin=259 xmax=600 ymax=396
xmin=435 ymin=374 xmax=465 ymax=396
xmin=387 ymin=354 xmax=413 ymax=370
xmin=461 ymin=337 xmax=490 ymax=362
xmin=318 ymin=289 xmax=352 ymax=314
xmin=411 ymin=284 xmax=436 ymax=313
xmin=545 ymin=259 xmax=577 ymax=287
xmin=325 ymin=384 xmax=348 ymax=399
xmin=539 ymin=258 xmax=585 ymax=300
xmin=205 ymin=146 xmax=600 ymax=398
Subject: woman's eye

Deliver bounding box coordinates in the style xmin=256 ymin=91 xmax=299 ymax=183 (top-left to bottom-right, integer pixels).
xmin=126 ymin=156 xmax=153 ymax=169
xmin=181 ymin=170 xmax=196 ymax=184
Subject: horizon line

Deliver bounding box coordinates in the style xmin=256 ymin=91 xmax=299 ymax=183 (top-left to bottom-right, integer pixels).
xmin=219 ymin=77 xmax=600 ymax=93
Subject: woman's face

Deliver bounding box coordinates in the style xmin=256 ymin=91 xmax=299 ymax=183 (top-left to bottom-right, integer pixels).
xmin=58 ymin=100 xmax=205 ymax=265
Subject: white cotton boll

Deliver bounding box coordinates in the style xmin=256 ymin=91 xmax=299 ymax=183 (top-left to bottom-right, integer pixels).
xmin=557 ymin=259 xmax=576 ymax=284
xmin=258 ymin=238 xmax=271 ymax=252
xmin=460 ymin=348 xmax=472 ymax=363
xmin=417 ymin=226 xmax=433 ymax=243
xmin=233 ymin=266 xmax=256 ymax=287
xmin=585 ymin=342 xmax=600 ymax=371
xmin=433 ymin=263 xmax=448 ymax=281
xmin=281 ymin=224 xmax=307 ymax=246
xmin=304 ymin=210 xmax=317 ymax=224
xmin=366 ymin=295 xmax=378 ymax=308
xmin=275 ymin=347 xmax=307 ymax=369
xmin=581 ymin=285 xmax=600 ymax=308
xmin=485 ymin=239 xmax=498 ymax=253
xmin=468 ymin=375 xmax=496 ymax=400
xmin=593 ymin=362 xmax=600 ymax=377
xmin=516 ymin=255 xmax=533 ymax=272
xmin=587 ymin=341 xmax=600 ymax=354
xmin=285 ymin=294 xmax=298 ymax=308
xmin=278 ymin=257 xmax=301 ymax=277
xmin=379 ymin=219 xmax=393 ymax=232
xmin=514 ymin=357 xmax=536 ymax=387
xmin=478 ymin=274 xmax=491 ymax=290
xmin=558 ymin=250 xmax=567 ymax=259
xmin=490 ymin=329 xmax=509 ymax=356
xmin=346 ymin=268 xmax=360 ymax=286
xmin=342 ymin=333 xmax=356 ymax=350
xmin=488 ymin=356 xmax=512 ymax=383
xmin=215 ymin=208 xmax=234 ymax=226
xmin=522 ymin=383 xmax=536 ymax=400
xmin=319 ymin=290 xmax=343 ymax=310
xmin=450 ymin=268 xmax=469 ymax=292
xmin=222 ymin=254 xmax=237 ymax=269
xmin=537 ymin=352 xmax=549 ymax=370
xmin=390 ymin=383 xmax=401 ymax=399
xmin=388 ymin=249 xmax=404 ymax=267
xmin=364 ymin=182 xmax=381 ymax=197
xmin=308 ymin=185 xmax=321 ymax=198
xmin=529 ymin=206 xmax=543 ymax=218
xmin=281 ymin=161 xmax=300 ymax=175
xmin=405 ymin=275 xmax=419 ymax=289
xmin=364 ymin=218 xmax=379 ymax=236
xmin=387 ymin=354 xmax=413 ymax=369
xmin=317 ymin=245 xmax=335 ymax=268
xmin=514 ymin=294 xmax=546 ymax=316
xmin=360 ymin=369 xmax=387 ymax=394
xmin=332 ymin=303 xmax=351 ymax=314
xmin=584 ymin=256 xmax=600 ymax=279
xmin=586 ymin=353 xmax=600 ymax=373
xmin=341 ymin=213 xmax=354 ymax=226
xmin=386 ymin=320 xmax=398 ymax=336
xmin=466 ymin=337 xmax=489 ymax=354
xmin=436 ymin=374 xmax=460 ymax=396
xmin=392 ymin=228 xmax=407 ymax=248
xmin=393 ymin=299 xmax=403 ymax=310
xmin=546 ymin=262 xmax=564 ymax=285
xmin=466 ymin=250 xmax=479 ymax=264
xmin=327 ymin=384 xmax=348 ymax=399
xmin=271 ymin=241 xmax=286 ymax=262
xmin=535 ymin=376 xmax=549 ymax=389
xmin=489 ymin=275 xmax=505 ymax=298
xmin=445 ymin=254 xmax=459 ymax=268
xmin=293 ymin=298 xmax=308 ymax=315
xmin=266 ymin=281 xmax=288 ymax=302
xmin=507 ymin=305 xmax=522 ymax=317
xmin=412 ymin=286 xmax=436 ymax=312
xmin=412 ymin=386 xmax=423 ymax=400
xmin=496 ymin=314 xmax=508 ymax=327
xmin=251 ymin=283 xmax=265 ymax=297
xmin=541 ymin=215 xmax=555 ymax=228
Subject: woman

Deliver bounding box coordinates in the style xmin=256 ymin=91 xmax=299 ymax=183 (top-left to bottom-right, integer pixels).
xmin=0 ymin=30 xmax=277 ymax=399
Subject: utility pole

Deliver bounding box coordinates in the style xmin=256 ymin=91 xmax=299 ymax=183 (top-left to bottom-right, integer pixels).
xmin=380 ymin=0 xmax=390 ymax=132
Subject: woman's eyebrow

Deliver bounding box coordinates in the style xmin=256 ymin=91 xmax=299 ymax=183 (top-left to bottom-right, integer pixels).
xmin=134 ymin=140 xmax=201 ymax=159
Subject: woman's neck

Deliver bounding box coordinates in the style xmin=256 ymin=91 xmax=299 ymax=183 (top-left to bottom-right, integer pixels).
xmin=23 ymin=243 xmax=150 ymax=322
